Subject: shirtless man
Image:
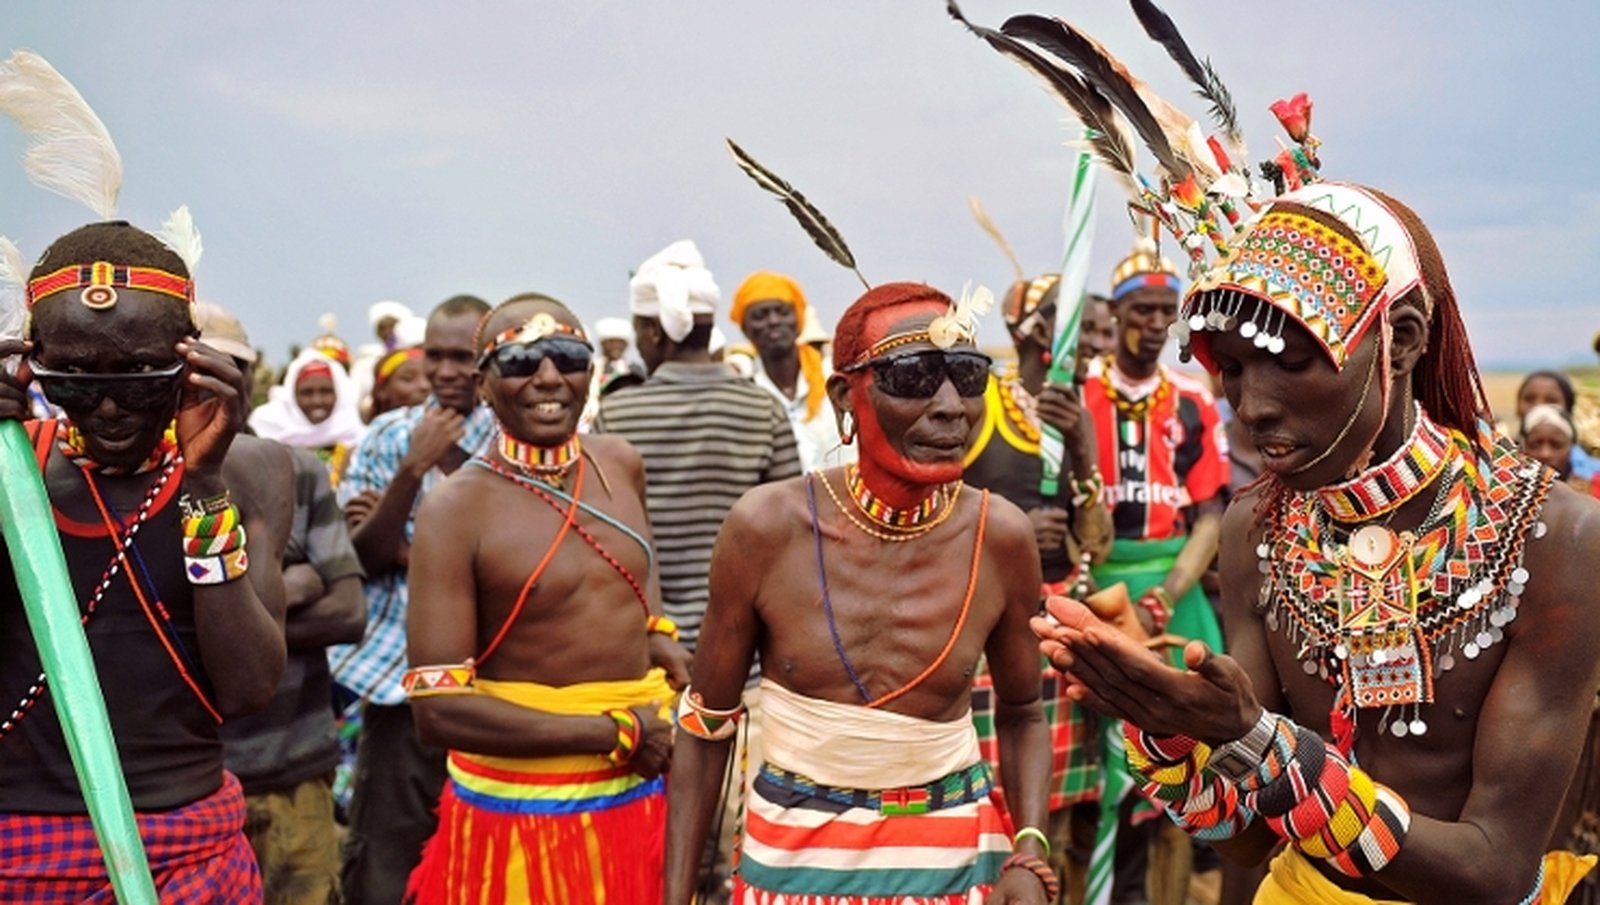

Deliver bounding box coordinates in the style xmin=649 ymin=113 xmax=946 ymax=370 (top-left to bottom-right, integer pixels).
xmin=1035 ymin=184 xmax=1600 ymax=904
xmin=666 ymin=281 xmax=1056 ymax=905
xmin=403 ymin=295 xmax=689 ymax=903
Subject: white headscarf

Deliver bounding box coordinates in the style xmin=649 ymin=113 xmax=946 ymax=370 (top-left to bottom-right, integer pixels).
xmin=628 ymin=239 xmax=720 ymax=342
xmin=595 ymin=317 xmax=633 ymax=343
xmin=249 ymin=348 xmax=366 ymax=451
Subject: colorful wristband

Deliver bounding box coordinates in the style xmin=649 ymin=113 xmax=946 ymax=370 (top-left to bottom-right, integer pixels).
xmin=675 ymin=686 xmax=745 ymax=742
xmin=184 ymin=547 xmax=249 ymax=585
xmin=1001 ymin=853 xmax=1061 ymax=901
xmin=645 ymin=614 xmax=680 ymax=641
xmin=402 ymin=660 xmax=477 ymax=698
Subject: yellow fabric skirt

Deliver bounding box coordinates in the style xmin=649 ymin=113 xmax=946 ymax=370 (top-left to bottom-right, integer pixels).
xmin=1255 ymin=846 xmax=1595 ymax=904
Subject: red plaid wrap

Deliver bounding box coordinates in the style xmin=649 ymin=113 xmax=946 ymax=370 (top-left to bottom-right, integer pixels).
xmin=0 ymin=773 xmax=260 ymax=903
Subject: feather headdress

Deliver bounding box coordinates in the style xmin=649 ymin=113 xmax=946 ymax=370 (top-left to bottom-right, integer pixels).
xmin=1129 ymin=0 xmax=1244 ymax=162
xmin=0 ymin=50 xmax=122 ymax=220
xmin=948 ymin=0 xmax=1138 ymax=195
xmin=968 ymin=196 xmax=1024 ymax=281
xmin=725 ymin=138 xmax=869 ymax=290
xmin=928 ymin=282 xmax=995 ymax=350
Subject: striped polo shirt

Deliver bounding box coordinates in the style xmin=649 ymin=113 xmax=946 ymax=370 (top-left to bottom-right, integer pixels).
xmin=595 ymin=361 xmax=802 ymax=650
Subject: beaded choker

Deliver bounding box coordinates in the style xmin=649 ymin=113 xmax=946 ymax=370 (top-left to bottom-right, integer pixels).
xmin=58 ymin=420 xmax=179 ymax=475
xmin=1260 ymin=423 xmax=1552 ymax=749
xmin=845 ymin=464 xmax=958 ymax=528
xmin=498 ymin=428 xmax=579 ymax=480
xmin=1100 ymin=357 xmax=1170 ymax=421
xmin=1316 ymin=404 xmax=1450 ymax=523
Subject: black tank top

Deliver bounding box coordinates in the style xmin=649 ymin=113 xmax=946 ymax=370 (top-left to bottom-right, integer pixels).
xmin=0 ymin=436 xmax=221 ymax=813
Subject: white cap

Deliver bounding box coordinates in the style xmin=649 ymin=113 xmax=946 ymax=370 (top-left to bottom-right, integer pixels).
xmin=628 ymin=240 xmax=720 ymax=342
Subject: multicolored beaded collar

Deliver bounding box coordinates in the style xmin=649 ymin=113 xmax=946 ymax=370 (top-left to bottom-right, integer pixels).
xmin=843 ymin=464 xmax=960 ymax=535
xmin=59 ymin=420 xmax=180 ymax=475
xmin=1316 ymin=404 xmax=1450 ymax=523
xmin=27 ymin=261 xmax=195 ymax=312
xmin=1098 ymin=356 xmax=1171 ymax=421
xmin=1259 ymin=422 xmax=1552 ymax=749
xmin=498 ymin=427 xmax=580 ymax=480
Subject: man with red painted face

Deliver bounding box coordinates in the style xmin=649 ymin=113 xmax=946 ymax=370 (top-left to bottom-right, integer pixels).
xmin=0 ymin=220 xmax=291 ymax=900
xmin=665 ymin=282 xmax=1057 ymax=905
xmin=402 ymin=295 xmax=687 ymax=903
xmin=1035 ymin=184 xmax=1600 ymax=903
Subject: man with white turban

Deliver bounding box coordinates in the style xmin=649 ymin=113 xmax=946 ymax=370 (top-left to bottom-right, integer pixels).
xmin=596 ymin=240 xmax=803 ymax=898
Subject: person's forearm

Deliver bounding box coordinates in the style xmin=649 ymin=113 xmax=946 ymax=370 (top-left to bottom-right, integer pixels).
xmin=282 ymin=563 xmax=324 ymax=608
xmin=995 ymin=696 xmax=1051 ymax=854
xmin=1164 ymin=510 xmax=1221 ymax=600
xmin=664 ymin=735 xmax=737 ymax=904
xmin=349 ymin=468 xmax=424 ymax=576
xmin=413 ymin=694 xmax=620 ymax=759
xmin=285 ymin=576 xmax=366 ymax=650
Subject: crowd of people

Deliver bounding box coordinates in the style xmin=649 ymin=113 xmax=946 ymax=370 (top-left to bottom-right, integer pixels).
xmin=4 ymin=30 xmax=1600 ymax=905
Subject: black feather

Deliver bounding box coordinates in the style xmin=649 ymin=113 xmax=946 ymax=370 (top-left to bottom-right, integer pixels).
xmin=1129 ymin=0 xmax=1241 ymax=149
xmin=725 ymin=138 xmax=869 ymax=290
xmin=947 ymin=0 xmax=1137 ymax=185
xmin=1001 ymin=14 xmax=1192 ymax=182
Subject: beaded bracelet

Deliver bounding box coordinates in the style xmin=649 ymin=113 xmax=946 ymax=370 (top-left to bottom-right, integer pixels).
xmin=645 ymin=614 xmax=680 ymax=642
xmin=604 ymin=708 xmax=642 ymax=765
xmin=402 ymin=660 xmax=477 ymax=698
xmin=184 ymin=546 xmax=249 ymax=585
xmin=1069 ymin=471 xmax=1106 ymax=508
xmin=1124 ymin=725 xmax=1255 ymax=841
xmin=1001 ymin=853 xmax=1061 ymax=900
xmin=1013 ymin=825 xmax=1051 ymax=859
xmin=675 ymin=686 xmax=745 ymax=742
xmin=183 ymin=525 xmax=247 ymax=557
xmin=182 ymin=503 xmax=241 ymax=539
xmin=1136 ymin=586 xmax=1173 ymax=634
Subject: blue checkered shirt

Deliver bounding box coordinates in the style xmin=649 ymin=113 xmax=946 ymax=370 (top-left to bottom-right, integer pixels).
xmin=327 ymin=399 xmax=496 ymax=705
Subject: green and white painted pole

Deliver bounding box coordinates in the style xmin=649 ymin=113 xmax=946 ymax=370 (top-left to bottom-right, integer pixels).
xmin=0 ymin=420 xmax=159 ymax=903
xmin=1039 ymin=140 xmax=1097 ymax=498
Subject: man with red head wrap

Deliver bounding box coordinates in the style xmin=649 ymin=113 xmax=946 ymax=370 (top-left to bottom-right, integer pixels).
xmin=665 ymin=282 xmax=1057 ymax=905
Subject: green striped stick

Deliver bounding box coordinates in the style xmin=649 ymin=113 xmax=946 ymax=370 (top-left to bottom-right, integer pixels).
xmin=0 ymin=421 xmax=159 ymax=903
xmin=1086 ymin=718 xmax=1135 ymax=905
xmin=1039 ymin=141 xmax=1098 ymax=497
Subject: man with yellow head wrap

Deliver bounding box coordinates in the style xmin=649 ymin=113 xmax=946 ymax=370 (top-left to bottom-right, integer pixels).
xmin=732 ymin=271 xmax=853 ymax=470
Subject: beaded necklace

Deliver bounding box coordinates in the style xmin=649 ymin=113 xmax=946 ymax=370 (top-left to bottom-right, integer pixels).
xmin=1260 ymin=422 xmax=1552 ymax=750
xmin=1099 ymin=356 xmax=1170 ymax=421
xmin=1316 ymin=404 xmax=1450 ymax=523
xmin=498 ymin=428 xmax=580 ymax=479
xmin=844 ymin=464 xmax=959 ymax=530
xmin=998 ymin=367 xmax=1041 ymax=445
xmin=477 ymin=456 xmax=651 ymax=619
xmin=819 ymin=468 xmax=962 ymax=542
xmin=58 ymin=420 xmax=179 ymax=475
xmin=0 ymin=455 xmax=182 ymax=742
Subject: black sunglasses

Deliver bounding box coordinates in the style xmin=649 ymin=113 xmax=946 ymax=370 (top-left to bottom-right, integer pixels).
xmin=481 ymin=337 xmax=594 ymax=378
xmin=844 ymin=350 xmax=992 ymax=398
xmin=29 ymin=359 xmax=186 ymax=411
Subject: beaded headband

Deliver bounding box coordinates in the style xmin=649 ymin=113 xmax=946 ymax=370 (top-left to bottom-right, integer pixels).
xmin=855 ymin=284 xmax=993 ymax=365
xmin=26 ymin=260 xmax=195 ymax=312
xmin=1176 ymin=183 xmax=1428 ymax=371
xmin=477 ymin=311 xmax=591 ymax=368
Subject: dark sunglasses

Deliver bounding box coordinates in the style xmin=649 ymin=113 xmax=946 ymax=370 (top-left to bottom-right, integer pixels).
xmin=844 ymin=350 xmax=992 ymax=398
xmin=481 ymin=337 xmax=594 ymax=378
xmin=28 ymin=359 xmax=186 ymax=411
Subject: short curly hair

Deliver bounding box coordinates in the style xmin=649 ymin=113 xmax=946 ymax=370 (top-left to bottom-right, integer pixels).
xmin=831 ymin=282 xmax=952 ymax=371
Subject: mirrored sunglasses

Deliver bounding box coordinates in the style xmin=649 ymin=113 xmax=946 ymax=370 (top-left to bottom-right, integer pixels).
xmin=844 ymin=350 xmax=992 ymax=398
xmin=483 ymin=337 xmax=594 ymax=378
xmin=28 ymin=359 xmax=186 ymax=411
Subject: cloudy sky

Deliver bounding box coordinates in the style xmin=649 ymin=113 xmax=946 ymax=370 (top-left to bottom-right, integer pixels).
xmin=4 ymin=2 xmax=1597 ymax=371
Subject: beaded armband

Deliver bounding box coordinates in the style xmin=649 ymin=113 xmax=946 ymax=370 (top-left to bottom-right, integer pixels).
xmin=185 ymin=546 xmax=250 ymax=585
xmin=402 ymin=661 xmax=477 ymax=698
xmin=1001 ymin=853 xmax=1061 ymax=901
xmin=645 ymin=615 xmax=680 ymax=642
xmin=1124 ymin=726 xmax=1254 ymax=841
xmin=675 ymin=686 xmax=745 ymax=742
xmin=1210 ymin=710 xmax=1412 ymax=877
xmin=604 ymin=708 xmax=642 ymax=765
xmin=182 ymin=500 xmax=249 ymax=585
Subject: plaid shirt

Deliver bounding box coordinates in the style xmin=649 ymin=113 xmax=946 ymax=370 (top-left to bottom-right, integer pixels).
xmin=327 ymin=399 xmax=495 ymax=704
xmin=971 ymin=659 xmax=1100 ymax=813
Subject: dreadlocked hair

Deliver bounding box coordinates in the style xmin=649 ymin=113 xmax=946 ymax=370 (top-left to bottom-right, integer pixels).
xmin=831 ymin=282 xmax=952 ymax=371
xmin=473 ymin=292 xmax=568 ymax=353
xmin=31 ymin=221 xmax=188 ymax=280
xmin=1365 ymin=188 xmax=1490 ymax=438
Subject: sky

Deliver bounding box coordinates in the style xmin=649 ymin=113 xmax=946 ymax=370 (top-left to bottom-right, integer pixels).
xmin=3 ymin=2 xmax=1597 ymax=372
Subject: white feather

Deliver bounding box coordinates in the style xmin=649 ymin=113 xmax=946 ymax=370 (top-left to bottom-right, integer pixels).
xmin=0 ymin=236 xmax=23 ymax=341
xmin=158 ymin=204 xmax=203 ymax=273
xmin=318 ymin=313 xmax=339 ymax=334
xmin=0 ymin=51 xmax=122 ymax=220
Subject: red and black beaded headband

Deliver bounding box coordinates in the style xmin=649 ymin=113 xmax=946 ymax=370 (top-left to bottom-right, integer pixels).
xmin=27 ymin=260 xmax=195 ymax=311
xmin=477 ymin=312 xmax=591 ymax=368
